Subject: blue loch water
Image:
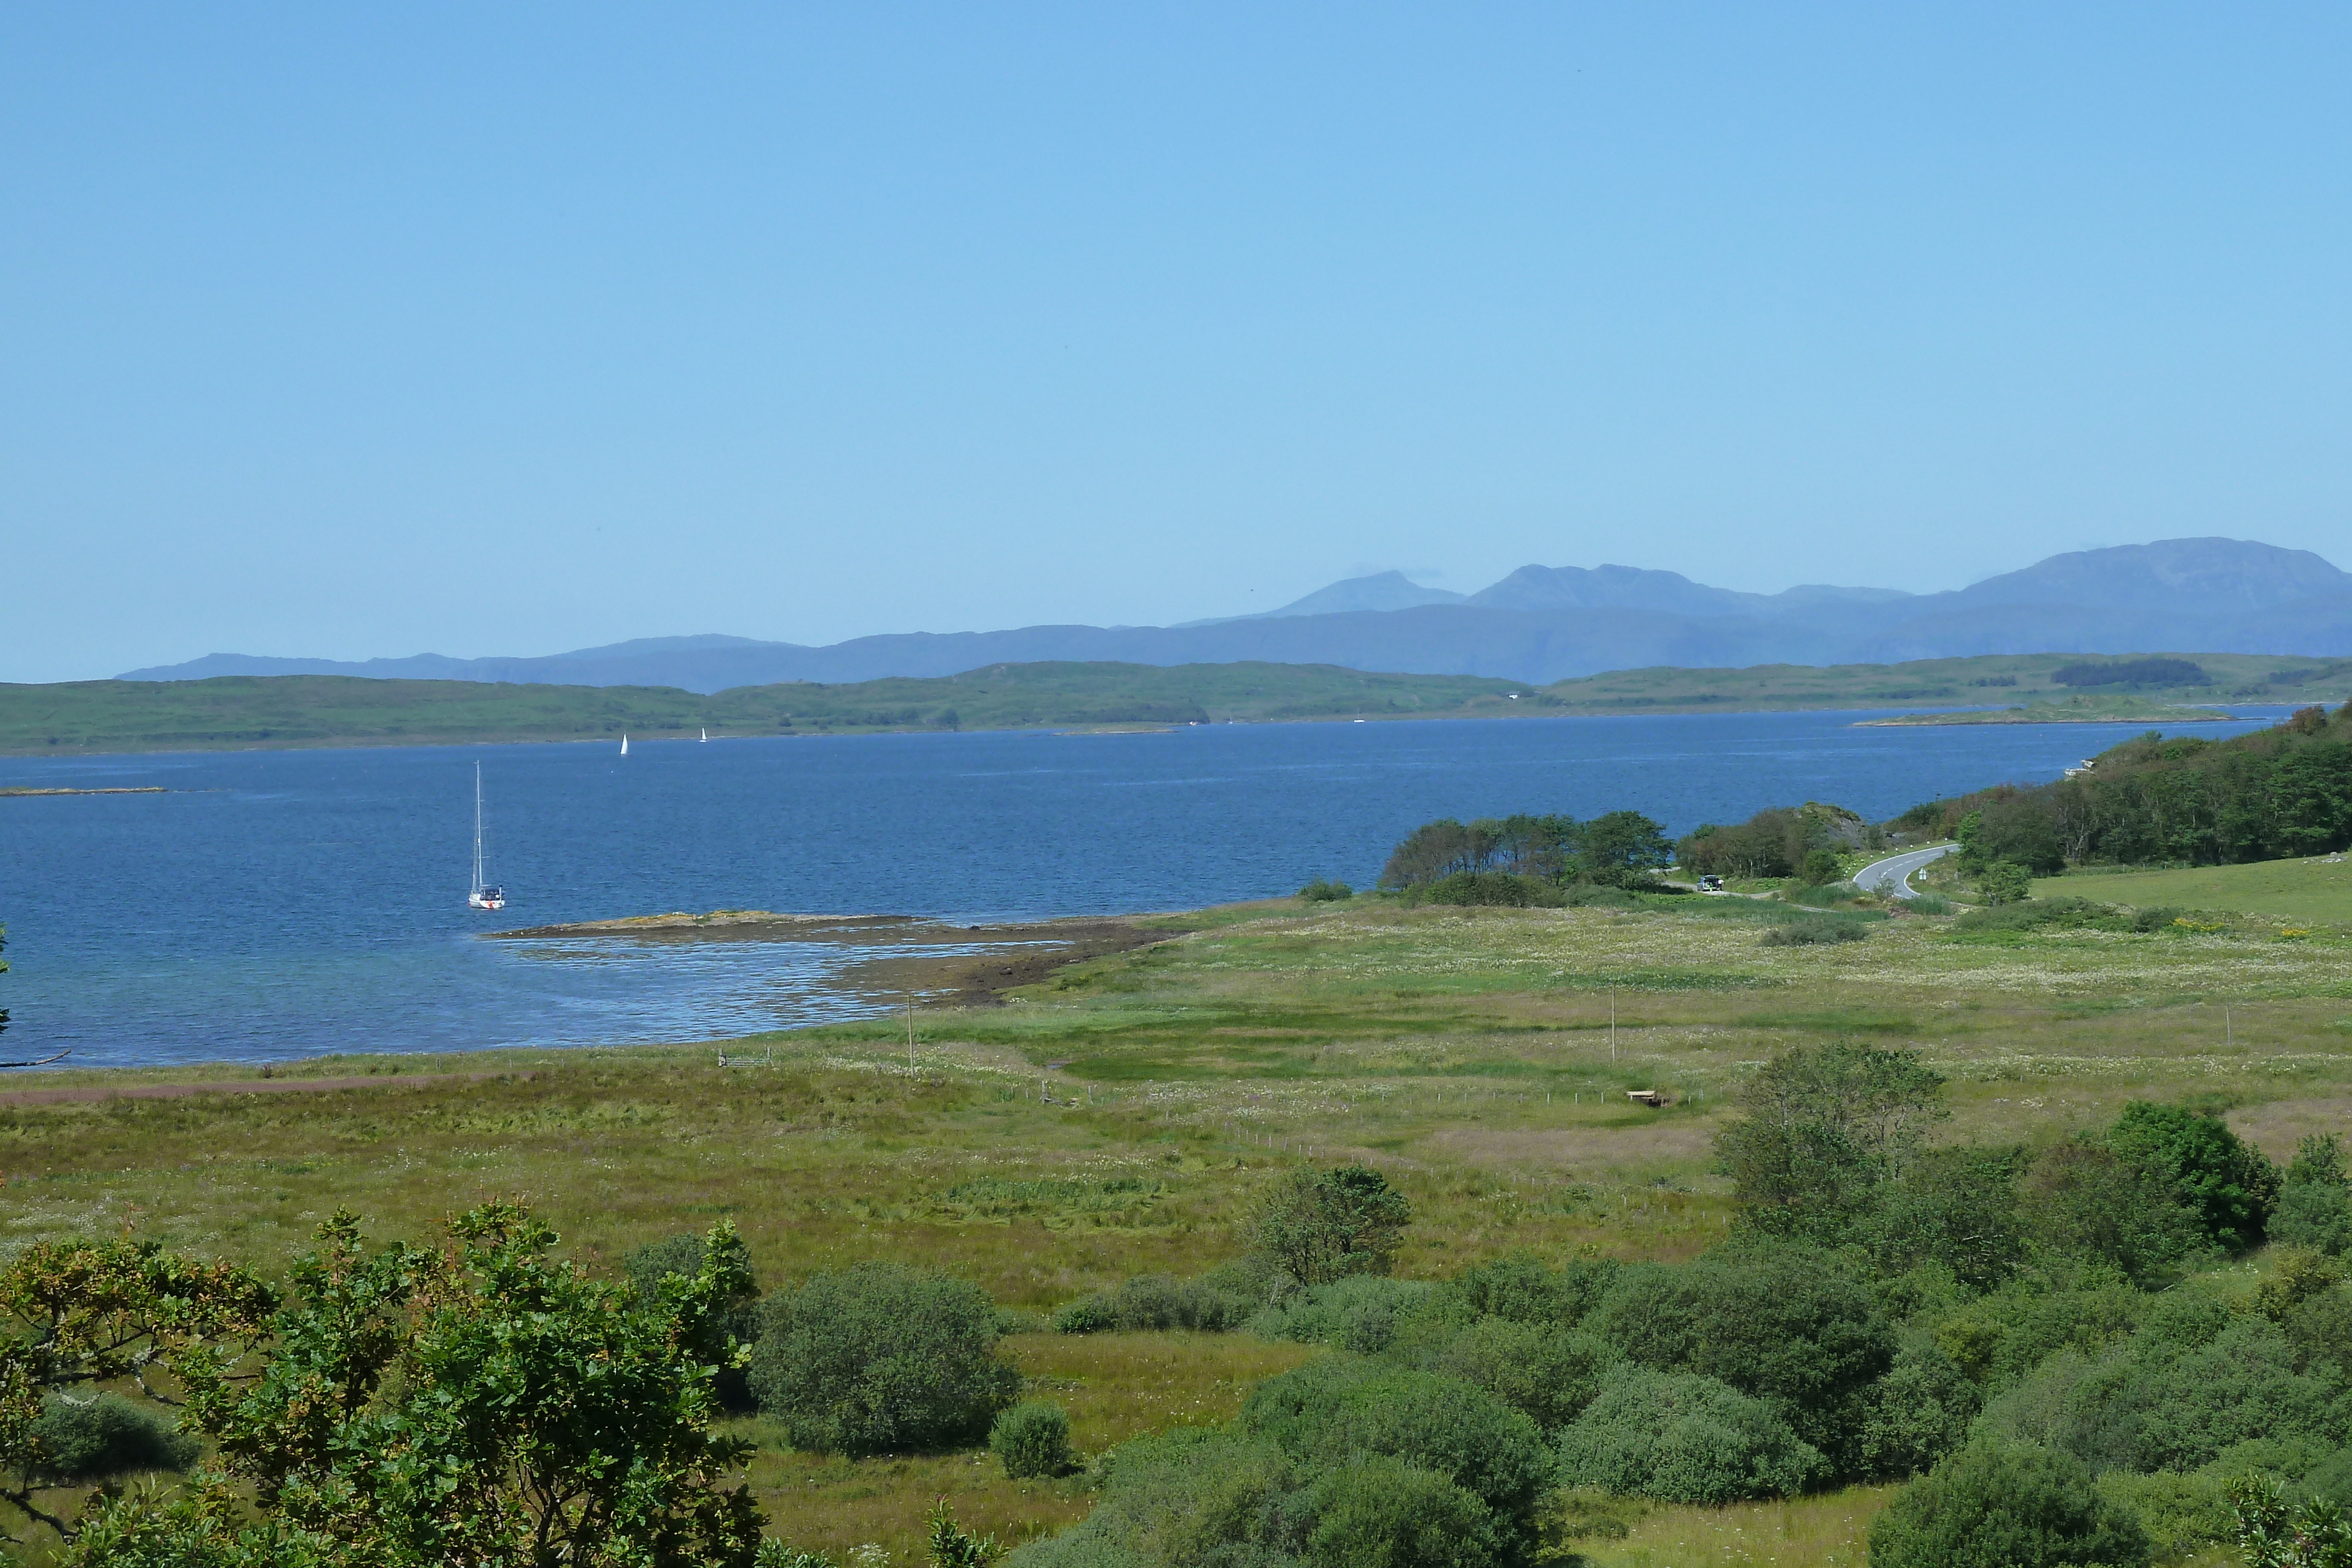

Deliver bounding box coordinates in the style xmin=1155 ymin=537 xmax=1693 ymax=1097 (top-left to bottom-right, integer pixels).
xmin=0 ymin=708 xmax=2294 ymax=1067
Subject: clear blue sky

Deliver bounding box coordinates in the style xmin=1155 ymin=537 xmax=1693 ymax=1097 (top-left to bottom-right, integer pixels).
xmin=6 ymin=4 xmax=2348 ymax=681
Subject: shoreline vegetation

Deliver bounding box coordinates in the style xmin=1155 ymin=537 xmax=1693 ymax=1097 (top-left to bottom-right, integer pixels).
xmin=1854 ymin=694 xmax=2240 ymax=726
xmin=1 ymin=650 xmax=2345 ymax=755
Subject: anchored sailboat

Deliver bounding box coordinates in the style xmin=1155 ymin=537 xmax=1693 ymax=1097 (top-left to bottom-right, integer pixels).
xmin=467 ymin=764 xmax=506 ymax=910
xmin=620 ymin=734 xmax=629 ymax=755
xmin=700 ymin=727 xmax=707 ymax=743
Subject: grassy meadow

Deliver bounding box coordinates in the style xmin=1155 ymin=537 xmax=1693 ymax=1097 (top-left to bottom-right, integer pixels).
xmin=8 ymin=886 xmax=2352 ymax=1560
xmin=2040 ymin=852 xmax=2352 ymax=926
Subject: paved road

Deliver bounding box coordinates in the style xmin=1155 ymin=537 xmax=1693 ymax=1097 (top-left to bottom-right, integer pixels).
xmin=1854 ymin=843 xmax=1956 ymax=900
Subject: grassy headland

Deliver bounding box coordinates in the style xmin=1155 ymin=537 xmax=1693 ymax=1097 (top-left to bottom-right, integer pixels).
xmin=9 ymin=884 xmax=2350 ymax=1560
xmin=5 ymin=650 xmax=2344 ymax=757
xmin=1855 ymin=693 xmax=2238 ymax=726
xmin=0 ymin=663 xmax=1545 ymax=756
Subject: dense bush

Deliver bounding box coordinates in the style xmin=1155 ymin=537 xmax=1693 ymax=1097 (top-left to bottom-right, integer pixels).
xmin=1857 ymin=1340 xmax=1980 ymax=1479
xmin=1398 ymin=1316 xmax=1621 ymax=1431
xmin=1248 ymin=1276 xmax=1432 ymax=1353
xmin=2019 ymin=1141 xmax=2208 ymax=1285
xmin=1305 ymin=1456 xmax=1503 ymax=1568
xmin=2053 ymin=657 xmax=2209 ymax=688
xmin=1713 ymin=1042 xmax=1949 ymax=1242
xmin=1553 ymin=1369 xmax=1823 ymax=1503
xmin=1297 ymin=878 xmax=1354 ymax=902
xmin=1590 ymin=1250 xmax=1893 ymax=1473
xmin=992 ymin=1401 xmax=1075 ymax=1479
xmin=1426 ymin=1251 xmax=1618 ymax=1329
xmin=748 ymin=1262 xmax=1020 ymax=1456
xmin=2273 ymin=1135 xmax=2352 ymax=1257
xmin=22 ymin=1393 xmax=199 ymax=1482
xmin=1003 ymin=1427 xmax=1294 ymax=1567
xmin=2105 ymin=1101 xmax=2277 ymax=1251
xmin=1676 ymin=802 xmax=1865 ymax=881
xmin=1378 ymin=811 xmax=1672 ymax=890
xmin=1406 ymin=870 xmax=1563 ymax=907
xmin=1868 ymin=1441 xmax=2151 ymax=1568
xmin=1240 ymin=1358 xmax=1553 ymax=1530
xmin=1053 ymin=1269 xmax=1258 ymax=1335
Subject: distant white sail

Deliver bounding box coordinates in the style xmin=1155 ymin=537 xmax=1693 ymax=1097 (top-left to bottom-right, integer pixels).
xmin=620 ymin=734 xmax=629 ymax=755
xmin=467 ymin=763 xmax=506 ymax=910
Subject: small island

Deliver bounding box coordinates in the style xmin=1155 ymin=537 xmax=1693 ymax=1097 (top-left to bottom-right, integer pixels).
xmin=1853 ymin=695 xmax=2239 ymax=727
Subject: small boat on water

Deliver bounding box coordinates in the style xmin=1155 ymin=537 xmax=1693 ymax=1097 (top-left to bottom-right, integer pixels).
xmin=466 ymin=763 xmax=505 ymax=911
xmin=700 ymin=727 xmax=707 ymax=743
xmin=620 ymin=734 xmax=629 ymax=755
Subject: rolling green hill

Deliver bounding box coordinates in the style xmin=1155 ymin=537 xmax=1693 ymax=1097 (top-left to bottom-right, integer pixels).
xmin=0 ymin=663 xmax=1548 ymax=755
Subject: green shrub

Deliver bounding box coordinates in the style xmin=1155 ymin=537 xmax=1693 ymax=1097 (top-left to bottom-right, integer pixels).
xmin=1051 ymin=1295 xmax=1118 ymax=1334
xmin=2105 ymin=1101 xmax=2278 ymax=1252
xmin=1857 ymin=1340 xmax=1980 ymax=1479
xmin=1907 ymin=892 xmax=1955 ymax=915
xmin=992 ymin=1400 xmax=1075 ymax=1479
xmin=1402 ymin=1317 xmax=1621 ymax=1431
xmin=1297 ymin=879 xmax=1354 ymax=902
xmin=2130 ymin=905 xmax=2186 ymax=932
xmin=1001 ymin=1427 xmax=1292 ymax=1567
xmin=2274 ymin=1135 xmax=2352 ymax=1258
xmin=1869 ymin=1441 xmax=2150 ymax=1568
xmin=1407 ymin=871 xmax=1563 ymax=908
xmin=2019 ymin=1141 xmax=2209 ymax=1285
xmin=1799 ymin=848 xmax=1844 ymax=885
xmin=1590 ymin=1250 xmax=1893 ymax=1475
xmin=1241 ymin=1359 xmax=1553 ymax=1529
xmin=1247 ymin=1275 xmax=1432 ymax=1353
xmin=1427 ymin=1251 xmax=1618 ymax=1329
xmin=1953 ymin=897 xmax=2130 ymax=935
xmin=2095 ymin=1470 xmax=2234 ymax=1562
xmin=1976 ymin=860 xmax=2034 ymax=904
xmin=1305 ymin=1456 xmax=1501 ymax=1568
xmin=1553 ymin=1369 xmax=1823 ymax=1503
xmin=24 ymin=1393 xmax=199 ymax=1482
xmin=748 ymin=1262 xmax=1020 ymax=1456
xmin=1759 ymin=917 xmax=1864 ymax=946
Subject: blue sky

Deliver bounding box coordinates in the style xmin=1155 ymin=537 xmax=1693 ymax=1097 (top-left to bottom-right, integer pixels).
xmin=5 ymin=5 xmax=2348 ymax=680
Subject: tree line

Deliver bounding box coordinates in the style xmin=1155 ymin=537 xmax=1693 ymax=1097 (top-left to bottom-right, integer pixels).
xmin=1895 ymin=700 xmax=2352 ymax=872
xmin=1375 ymin=811 xmax=1676 ymax=902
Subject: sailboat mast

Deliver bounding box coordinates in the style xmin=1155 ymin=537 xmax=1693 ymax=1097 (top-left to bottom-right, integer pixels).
xmin=472 ymin=763 xmax=485 ymax=892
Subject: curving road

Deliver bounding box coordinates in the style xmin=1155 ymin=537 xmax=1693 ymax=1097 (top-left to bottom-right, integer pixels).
xmin=1853 ymin=843 xmax=1956 ymax=900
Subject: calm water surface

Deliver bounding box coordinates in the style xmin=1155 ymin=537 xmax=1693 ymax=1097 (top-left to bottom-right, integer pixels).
xmin=0 ymin=710 xmax=2293 ymax=1066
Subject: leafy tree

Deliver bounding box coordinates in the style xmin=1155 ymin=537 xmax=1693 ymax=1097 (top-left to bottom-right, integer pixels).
xmin=1425 ymin=1251 xmax=1617 ymax=1329
xmin=56 ymin=1477 xmax=350 ymax=1567
xmin=2106 ymin=1101 xmax=2278 ymax=1251
xmin=1297 ymin=879 xmax=1354 ymax=902
xmin=182 ymin=1205 xmax=766 ymax=1568
xmin=1250 ymin=1165 xmax=1411 ymax=1286
xmin=1553 ymin=1369 xmax=1823 ymax=1503
xmin=1575 ymin=811 xmax=1673 ymax=887
xmin=1868 ymin=1441 xmax=2151 ymax=1568
xmin=1001 ymin=1427 xmax=1295 ymax=1567
xmin=2233 ymin=1474 xmax=2352 ymax=1568
xmin=1858 ymin=1340 xmax=1980 ymax=1479
xmin=1713 ymin=1043 xmax=1949 ymax=1239
xmin=0 ymin=1236 xmax=273 ymax=1538
xmin=747 ymin=1262 xmax=1019 ymax=1457
xmin=1399 ymin=1317 xmax=1620 ymax=1432
xmin=20 ymin=1393 xmax=198 ymax=1485
xmin=628 ymin=1229 xmax=763 ymax=1413
xmin=1859 ymin=1145 xmax=2027 ymax=1291
xmin=1799 ymin=847 xmax=1842 ymax=885
xmin=2274 ymin=1135 xmax=2352 ymax=1257
xmin=1247 ymin=1275 xmax=1431 ymax=1354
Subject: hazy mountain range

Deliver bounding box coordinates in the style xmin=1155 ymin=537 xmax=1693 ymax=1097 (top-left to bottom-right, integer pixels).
xmin=121 ymin=537 xmax=2352 ymax=693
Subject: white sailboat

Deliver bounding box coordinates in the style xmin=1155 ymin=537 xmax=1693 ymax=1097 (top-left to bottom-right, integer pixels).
xmin=466 ymin=763 xmax=506 ymax=911
xmin=700 ymin=727 xmax=707 ymax=743
xmin=620 ymin=734 xmax=629 ymax=755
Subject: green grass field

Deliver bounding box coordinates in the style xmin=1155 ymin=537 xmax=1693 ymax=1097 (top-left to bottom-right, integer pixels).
xmin=7 ymin=889 xmax=2350 ymax=1559
xmin=2040 ymin=854 xmax=2352 ymax=925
